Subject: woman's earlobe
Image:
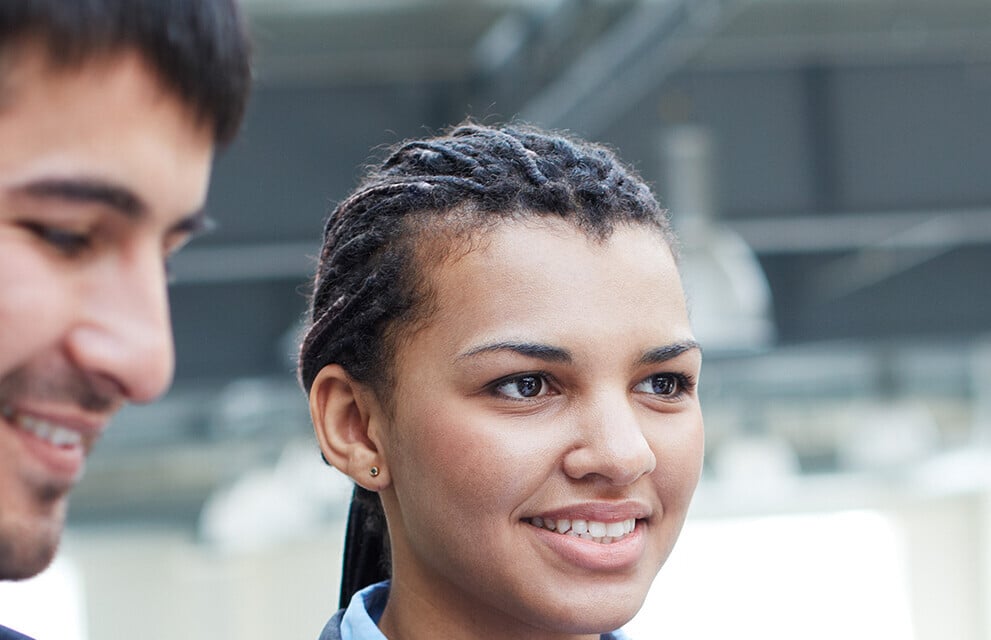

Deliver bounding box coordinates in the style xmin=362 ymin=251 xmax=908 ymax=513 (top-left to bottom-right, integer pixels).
xmin=308 ymin=364 xmax=389 ymax=490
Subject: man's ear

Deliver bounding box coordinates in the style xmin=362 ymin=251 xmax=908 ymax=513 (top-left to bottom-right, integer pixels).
xmin=308 ymin=364 xmax=390 ymax=491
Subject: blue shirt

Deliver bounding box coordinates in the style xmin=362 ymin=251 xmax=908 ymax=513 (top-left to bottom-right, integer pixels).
xmin=334 ymin=580 xmax=631 ymax=640
xmin=339 ymin=581 xmax=390 ymax=640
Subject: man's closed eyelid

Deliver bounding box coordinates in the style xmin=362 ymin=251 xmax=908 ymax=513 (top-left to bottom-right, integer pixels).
xmin=22 ymin=222 xmax=92 ymax=255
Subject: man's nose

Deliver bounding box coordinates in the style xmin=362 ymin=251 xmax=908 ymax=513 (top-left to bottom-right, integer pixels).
xmin=65 ymin=245 xmax=175 ymax=404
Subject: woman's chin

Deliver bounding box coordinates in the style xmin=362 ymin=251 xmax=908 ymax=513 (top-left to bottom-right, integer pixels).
xmin=513 ymin=581 xmax=648 ymax=636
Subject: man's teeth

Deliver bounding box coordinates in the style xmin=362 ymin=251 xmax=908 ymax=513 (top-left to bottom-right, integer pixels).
xmin=3 ymin=408 xmax=83 ymax=447
xmin=529 ymin=516 xmax=636 ymax=544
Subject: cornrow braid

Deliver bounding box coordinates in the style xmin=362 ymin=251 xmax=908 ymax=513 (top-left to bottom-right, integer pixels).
xmin=298 ymin=122 xmax=676 ymax=606
xmin=299 ymin=121 xmax=673 ymax=392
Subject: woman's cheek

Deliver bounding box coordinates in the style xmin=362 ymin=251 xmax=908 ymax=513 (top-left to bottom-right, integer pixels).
xmin=649 ymin=414 xmax=705 ymax=488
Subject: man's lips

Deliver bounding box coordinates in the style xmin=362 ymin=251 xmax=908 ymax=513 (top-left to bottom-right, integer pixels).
xmin=3 ymin=406 xmax=84 ymax=447
xmin=2 ymin=404 xmax=105 ymax=446
xmin=2 ymin=404 xmax=107 ymax=481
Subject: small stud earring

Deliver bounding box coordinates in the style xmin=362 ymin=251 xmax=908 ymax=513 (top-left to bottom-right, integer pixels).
xmin=369 ymin=466 xmax=380 ymax=477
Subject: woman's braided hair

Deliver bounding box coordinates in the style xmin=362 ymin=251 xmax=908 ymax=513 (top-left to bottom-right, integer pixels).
xmin=299 ymin=121 xmax=675 ymax=394
xmin=297 ymin=121 xmax=676 ymax=607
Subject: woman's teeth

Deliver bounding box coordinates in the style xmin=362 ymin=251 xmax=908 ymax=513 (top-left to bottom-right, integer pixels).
xmin=2 ymin=406 xmax=83 ymax=448
xmin=528 ymin=516 xmax=636 ymax=544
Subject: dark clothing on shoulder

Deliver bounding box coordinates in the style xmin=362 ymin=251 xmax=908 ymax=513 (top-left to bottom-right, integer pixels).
xmin=0 ymin=625 xmax=34 ymax=640
xmin=317 ymin=610 xmax=345 ymax=640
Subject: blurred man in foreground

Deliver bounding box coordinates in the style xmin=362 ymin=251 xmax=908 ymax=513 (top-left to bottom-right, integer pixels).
xmin=0 ymin=2 xmax=251 ymax=637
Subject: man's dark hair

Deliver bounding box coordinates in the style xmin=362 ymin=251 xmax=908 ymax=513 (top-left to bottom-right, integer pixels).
xmin=0 ymin=0 xmax=251 ymax=144
xmin=297 ymin=121 xmax=676 ymax=607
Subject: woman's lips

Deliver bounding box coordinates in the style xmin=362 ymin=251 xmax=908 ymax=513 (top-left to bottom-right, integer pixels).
xmin=527 ymin=516 xmax=637 ymax=543
xmin=525 ymin=516 xmax=648 ymax=571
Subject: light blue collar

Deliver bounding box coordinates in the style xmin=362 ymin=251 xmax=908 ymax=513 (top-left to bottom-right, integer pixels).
xmin=340 ymin=581 xmax=390 ymax=640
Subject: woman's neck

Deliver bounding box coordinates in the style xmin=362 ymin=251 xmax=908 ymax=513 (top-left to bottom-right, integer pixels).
xmin=377 ymin=571 xmax=607 ymax=640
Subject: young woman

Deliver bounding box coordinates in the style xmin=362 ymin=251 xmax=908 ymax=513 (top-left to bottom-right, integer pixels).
xmin=299 ymin=122 xmax=704 ymax=640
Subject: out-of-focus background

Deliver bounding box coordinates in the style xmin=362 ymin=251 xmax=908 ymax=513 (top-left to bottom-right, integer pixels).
xmin=3 ymin=0 xmax=991 ymax=638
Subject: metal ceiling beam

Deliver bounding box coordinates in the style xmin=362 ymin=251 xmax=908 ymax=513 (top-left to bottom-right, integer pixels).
xmin=471 ymin=0 xmax=577 ymax=74
xmin=164 ymin=209 xmax=990 ymax=285
xmin=169 ymin=242 xmax=320 ymax=285
xmin=689 ymin=29 xmax=991 ymax=71
xmin=518 ymin=0 xmax=991 ymax=134
xmin=243 ymin=0 xmax=567 ymax=17
xmin=730 ymin=208 xmax=991 ymax=300
xmin=728 ymin=209 xmax=991 ymax=255
xmin=519 ymin=0 xmax=743 ymax=136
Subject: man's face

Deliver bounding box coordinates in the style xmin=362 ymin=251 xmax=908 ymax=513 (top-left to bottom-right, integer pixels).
xmin=0 ymin=45 xmax=215 ymax=579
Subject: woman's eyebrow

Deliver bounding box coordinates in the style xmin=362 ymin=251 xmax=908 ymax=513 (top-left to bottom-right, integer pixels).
xmin=637 ymin=340 xmax=701 ymax=366
xmin=456 ymin=341 xmax=573 ymax=363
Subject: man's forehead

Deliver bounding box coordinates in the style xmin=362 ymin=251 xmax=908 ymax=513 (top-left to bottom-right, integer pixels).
xmin=0 ymin=37 xmax=84 ymax=113
xmin=0 ymin=42 xmax=216 ymax=227
xmin=0 ymin=39 xmax=172 ymax=113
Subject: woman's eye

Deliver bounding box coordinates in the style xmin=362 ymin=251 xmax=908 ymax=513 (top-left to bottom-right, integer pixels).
xmin=493 ymin=374 xmax=549 ymax=399
xmin=23 ymin=223 xmax=91 ymax=256
xmin=634 ymin=373 xmax=688 ymax=398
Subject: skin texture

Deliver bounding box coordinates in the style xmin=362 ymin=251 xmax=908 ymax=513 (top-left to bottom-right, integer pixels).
xmin=0 ymin=45 xmax=215 ymax=580
xmin=312 ymin=220 xmax=705 ymax=640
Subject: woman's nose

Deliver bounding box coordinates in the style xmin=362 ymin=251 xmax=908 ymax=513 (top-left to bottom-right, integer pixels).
xmin=562 ymin=394 xmax=657 ymax=486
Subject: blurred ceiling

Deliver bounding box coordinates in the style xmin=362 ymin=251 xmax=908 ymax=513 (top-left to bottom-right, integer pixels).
xmin=72 ymin=0 xmax=991 ymax=526
xmin=242 ymin=0 xmax=991 ymax=84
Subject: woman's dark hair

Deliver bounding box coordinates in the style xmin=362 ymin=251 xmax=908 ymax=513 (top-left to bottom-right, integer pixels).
xmin=298 ymin=121 xmax=676 ymax=607
xmin=0 ymin=0 xmax=251 ymax=145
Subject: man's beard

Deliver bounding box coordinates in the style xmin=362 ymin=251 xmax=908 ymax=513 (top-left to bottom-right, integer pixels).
xmin=0 ymin=487 xmax=66 ymax=581
xmin=0 ymin=363 xmax=117 ymax=416
xmin=0 ymin=359 xmax=112 ymax=581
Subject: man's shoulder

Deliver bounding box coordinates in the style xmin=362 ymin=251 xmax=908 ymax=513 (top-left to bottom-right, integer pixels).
xmin=0 ymin=625 xmax=34 ymax=640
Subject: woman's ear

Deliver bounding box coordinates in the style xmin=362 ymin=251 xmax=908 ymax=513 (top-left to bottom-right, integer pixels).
xmin=309 ymin=364 xmax=390 ymax=491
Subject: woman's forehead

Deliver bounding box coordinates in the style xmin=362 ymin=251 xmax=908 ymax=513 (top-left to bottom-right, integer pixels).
xmin=413 ymin=215 xmax=671 ymax=272
xmin=403 ymin=219 xmax=690 ymax=359
xmin=425 ymin=217 xmax=676 ymax=285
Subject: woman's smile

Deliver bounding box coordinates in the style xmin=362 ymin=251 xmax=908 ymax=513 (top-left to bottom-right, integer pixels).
xmin=526 ymin=516 xmax=637 ymax=544
xmin=526 ymin=518 xmax=648 ymax=572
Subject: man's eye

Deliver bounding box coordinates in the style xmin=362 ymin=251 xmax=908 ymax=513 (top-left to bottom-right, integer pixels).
xmin=634 ymin=373 xmax=691 ymax=398
xmin=23 ymin=223 xmax=91 ymax=256
xmin=493 ymin=374 xmax=549 ymax=399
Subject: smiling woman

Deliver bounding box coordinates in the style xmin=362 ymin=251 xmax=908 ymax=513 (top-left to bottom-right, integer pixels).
xmin=298 ymin=122 xmax=705 ymax=640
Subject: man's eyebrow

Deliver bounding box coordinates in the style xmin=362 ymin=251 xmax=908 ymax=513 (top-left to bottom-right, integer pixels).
xmin=12 ymin=177 xmax=146 ymax=218
xmin=637 ymin=340 xmax=702 ymax=366
xmin=12 ymin=177 xmax=212 ymax=236
xmin=457 ymin=341 xmax=573 ymax=363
